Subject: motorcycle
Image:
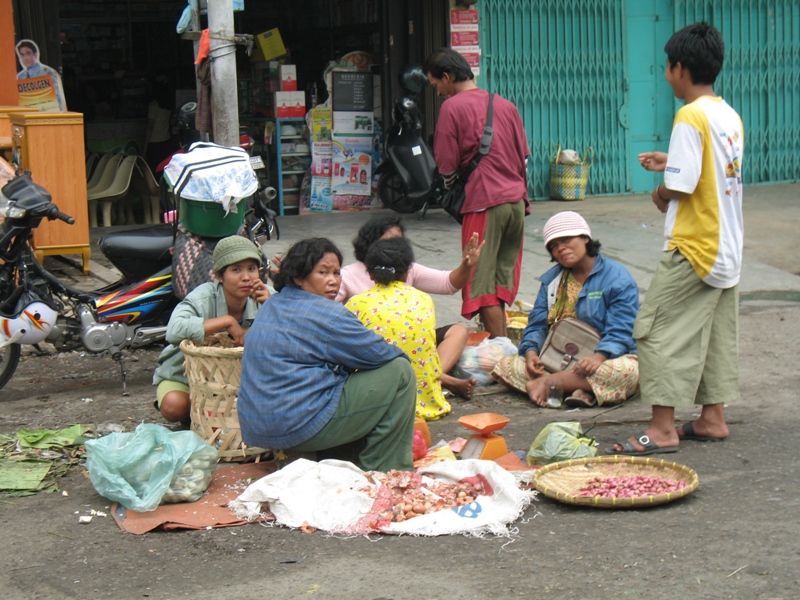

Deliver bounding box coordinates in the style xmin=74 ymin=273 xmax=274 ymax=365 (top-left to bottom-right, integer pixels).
xmin=158 ymin=104 xmax=280 ymax=248
xmin=238 ymin=129 xmax=280 ymax=247
xmin=0 ymin=173 xmax=177 ymax=395
xmin=376 ymin=65 xmax=445 ymax=218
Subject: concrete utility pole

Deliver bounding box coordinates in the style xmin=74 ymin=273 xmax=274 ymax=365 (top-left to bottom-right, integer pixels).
xmin=207 ymin=0 xmax=239 ymax=147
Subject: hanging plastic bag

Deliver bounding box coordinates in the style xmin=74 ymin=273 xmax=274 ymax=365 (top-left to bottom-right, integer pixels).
xmin=85 ymin=423 xmax=218 ymax=512
xmin=526 ymin=422 xmax=596 ymax=466
xmin=451 ymin=336 xmax=518 ymax=386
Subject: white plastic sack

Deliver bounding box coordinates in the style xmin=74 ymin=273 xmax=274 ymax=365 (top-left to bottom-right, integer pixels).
xmin=557 ymin=149 xmax=581 ymax=165
xmin=164 ymin=142 xmax=258 ymax=214
xmin=229 ymin=458 xmax=536 ymax=537
xmin=452 ymin=336 xmax=518 ymax=386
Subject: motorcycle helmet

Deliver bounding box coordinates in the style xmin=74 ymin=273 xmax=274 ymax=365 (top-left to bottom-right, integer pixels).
xmin=398 ymin=65 xmax=428 ymax=95
xmin=0 ymin=294 xmax=57 ymax=345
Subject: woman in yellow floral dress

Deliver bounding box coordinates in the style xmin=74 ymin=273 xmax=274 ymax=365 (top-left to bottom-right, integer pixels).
xmin=346 ymin=237 xmax=451 ymax=421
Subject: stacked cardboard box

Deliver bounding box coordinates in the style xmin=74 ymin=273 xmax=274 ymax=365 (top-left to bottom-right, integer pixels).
xmin=280 ymin=65 xmax=297 ymax=91
xmin=274 ymin=91 xmax=306 ymax=118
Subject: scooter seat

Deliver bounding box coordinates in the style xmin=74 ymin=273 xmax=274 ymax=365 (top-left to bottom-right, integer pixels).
xmin=99 ymin=224 xmax=174 ymax=281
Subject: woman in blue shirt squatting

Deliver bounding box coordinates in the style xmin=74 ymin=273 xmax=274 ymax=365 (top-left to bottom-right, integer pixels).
xmin=493 ymin=211 xmax=640 ymax=408
xmin=238 ymin=238 xmax=417 ymax=472
xmin=152 ymin=236 xmax=270 ymax=424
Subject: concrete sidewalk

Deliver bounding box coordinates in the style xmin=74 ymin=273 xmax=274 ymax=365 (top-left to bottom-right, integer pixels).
xmin=268 ymin=181 xmax=800 ymax=324
xmin=80 ymin=182 xmax=799 ymax=325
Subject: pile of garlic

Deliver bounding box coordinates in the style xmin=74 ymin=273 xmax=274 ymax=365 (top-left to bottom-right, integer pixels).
xmin=162 ymin=453 xmax=218 ymax=504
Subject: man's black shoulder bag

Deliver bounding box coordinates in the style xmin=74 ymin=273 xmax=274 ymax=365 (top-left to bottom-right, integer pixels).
xmin=440 ymin=92 xmax=494 ymax=224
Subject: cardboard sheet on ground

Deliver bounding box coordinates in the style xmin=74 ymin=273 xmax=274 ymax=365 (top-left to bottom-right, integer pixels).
xmin=230 ymin=458 xmax=536 ymax=537
xmin=111 ymin=463 xmax=275 ymax=534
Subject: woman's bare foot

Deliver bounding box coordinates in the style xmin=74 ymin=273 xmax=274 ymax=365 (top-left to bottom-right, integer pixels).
xmin=442 ymin=374 xmax=477 ymax=400
xmin=525 ymin=378 xmax=548 ymax=407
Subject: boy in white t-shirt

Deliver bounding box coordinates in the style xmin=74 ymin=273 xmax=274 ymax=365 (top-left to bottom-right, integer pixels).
xmin=610 ymin=22 xmax=744 ymax=455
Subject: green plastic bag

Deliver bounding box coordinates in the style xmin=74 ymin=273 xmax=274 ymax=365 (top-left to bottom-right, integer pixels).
xmin=85 ymin=423 xmax=218 ymax=512
xmin=526 ymin=422 xmax=597 ymax=466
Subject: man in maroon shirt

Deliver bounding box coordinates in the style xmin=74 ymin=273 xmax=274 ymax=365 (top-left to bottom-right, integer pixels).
xmin=424 ymin=48 xmax=530 ymax=338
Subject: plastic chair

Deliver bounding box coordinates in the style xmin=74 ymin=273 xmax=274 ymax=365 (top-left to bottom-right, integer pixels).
xmin=88 ymin=155 xmax=138 ymax=228
xmin=85 ymin=153 xmax=99 ymax=182
xmin=132 ymin=157 xmax=163 ymax=224
xmin=87 ymin=153 xmax=124 ymax=196
xmin=86 ymin=153 xmax=117 ymax=192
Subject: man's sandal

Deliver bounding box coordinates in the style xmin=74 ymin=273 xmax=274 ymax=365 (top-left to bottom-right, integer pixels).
xmin=677 ymin=422 xmax=726 ymax=442
xmin=604 ymin=431 xmax=679 ymax=456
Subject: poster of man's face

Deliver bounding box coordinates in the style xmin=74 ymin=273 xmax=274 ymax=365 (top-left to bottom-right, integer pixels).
xmin=16 ymin=40 xmax=40 ymax=72
xmin=14 ymin=38 xmax=67 ymax=111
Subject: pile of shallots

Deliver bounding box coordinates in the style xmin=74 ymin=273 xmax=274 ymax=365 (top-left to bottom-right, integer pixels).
xmin=362 ymin=470 xmax=485 ymax=524
xmin=577 ymin=475 xmax=686 ymax=498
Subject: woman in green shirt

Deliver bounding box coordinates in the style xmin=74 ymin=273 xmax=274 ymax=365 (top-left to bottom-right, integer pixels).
xmin=153 ymin=236 xmax=269 ymax=423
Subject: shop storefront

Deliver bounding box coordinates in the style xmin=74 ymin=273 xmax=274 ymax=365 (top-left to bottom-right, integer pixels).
xmin=9 ymin=0 xmax=449 ymax=214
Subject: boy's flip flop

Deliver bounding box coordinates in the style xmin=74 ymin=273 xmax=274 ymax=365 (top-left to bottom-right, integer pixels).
xmin=677 ymin=422 xmax=726 ymax=442
xmin=604 ymin=431 xmax=679 ymax=456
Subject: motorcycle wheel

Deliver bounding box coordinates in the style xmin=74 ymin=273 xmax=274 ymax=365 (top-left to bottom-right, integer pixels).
xmin=378 ymin=172 xmax=423 ymax=214
xmin=0 ymin=343 xmax=21 ymax=391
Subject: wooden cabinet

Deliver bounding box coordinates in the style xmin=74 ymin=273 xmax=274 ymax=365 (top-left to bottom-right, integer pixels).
xmin=0 ymin=106 xmax=38 ymax=158
xmin=10 ymin=112 xmax=91 ymax=274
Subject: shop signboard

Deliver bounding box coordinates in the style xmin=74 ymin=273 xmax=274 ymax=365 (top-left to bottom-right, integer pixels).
xmin=330 ymin=135 xmax=372 ymax=196
xmin=309 ymin=177 xmax=333 ymax=212
xmin=451 ymin=30 xmax=480 ymax=52
xmin=450 ymin=9 xmax=479 ymax=30
xmin=307 ymin=107 xmax=333 ymax=212
xmin=449 ymin=9 xmax=481 ymax=75
xmin=331 ymin=72 xmax=373 ymax=112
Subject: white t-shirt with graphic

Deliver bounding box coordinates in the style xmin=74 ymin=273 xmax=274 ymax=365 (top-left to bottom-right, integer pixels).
xmin=663 ymin=96 xmax=744 ymax=289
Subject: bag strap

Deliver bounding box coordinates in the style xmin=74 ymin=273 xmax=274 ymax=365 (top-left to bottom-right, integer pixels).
xmin=478 ymin=92 xmax=494 ymax=158
xmin=458 ymin=92 xmax=494 ymax=183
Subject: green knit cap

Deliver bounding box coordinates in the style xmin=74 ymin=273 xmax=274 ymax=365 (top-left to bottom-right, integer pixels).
xmin=212 ymin=236 xmax=263 ymax=272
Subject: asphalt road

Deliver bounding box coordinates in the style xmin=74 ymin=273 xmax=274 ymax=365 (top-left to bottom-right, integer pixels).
xmin=1 ymin=185 xmax=798 ymax=599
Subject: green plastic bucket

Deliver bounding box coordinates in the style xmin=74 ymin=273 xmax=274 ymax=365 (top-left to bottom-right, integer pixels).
xmin=179 ymin=197 xmax=245 ymax=238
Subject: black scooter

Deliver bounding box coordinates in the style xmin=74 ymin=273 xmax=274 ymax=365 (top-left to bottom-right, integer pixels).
xmin=376 ymin=65 xmax=444 ymax=218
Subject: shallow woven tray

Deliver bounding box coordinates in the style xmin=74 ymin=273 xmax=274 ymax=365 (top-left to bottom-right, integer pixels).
xmin=533 ymin=456 xmax=699 ymax=508
xmin=181 ymin=333 xmax=270 ymax=463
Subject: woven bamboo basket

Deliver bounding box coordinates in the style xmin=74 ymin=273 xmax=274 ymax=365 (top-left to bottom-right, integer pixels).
xmin=181 ymin=333 xmax=270 ymax=463
xmin=549 ymin=144 xmax=594 ymax=201
xmin=533 ymin=456 xmax=699 ymax=508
